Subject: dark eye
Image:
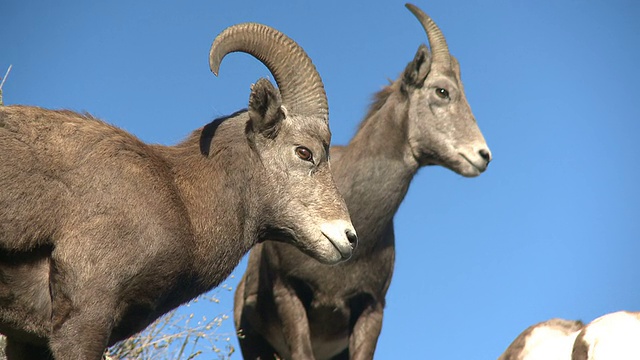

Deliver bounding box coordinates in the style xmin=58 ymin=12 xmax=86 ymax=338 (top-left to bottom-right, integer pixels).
xmin=295 ymin=146 xmax=313 ymax=162
xmin=435 ymin=88 xmax=449 ymax=99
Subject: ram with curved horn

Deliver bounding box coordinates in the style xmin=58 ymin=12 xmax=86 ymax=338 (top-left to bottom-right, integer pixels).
xmin=233 ymin=4 xmax=491 ymax=359
xmin=0 ymin=22 xmax=356 ymax=359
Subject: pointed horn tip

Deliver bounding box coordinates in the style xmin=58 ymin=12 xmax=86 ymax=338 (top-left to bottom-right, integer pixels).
xmin=208 ymin=47 xmax=222 ymax=76
xmin=210 ymin=64 xmax=220 ymax=77
xmin=405 ymin=3 xmax=424 ymax=17
xmin=208 ymin=24 xmax=243 ymax=77
xmin=405 ymin=3 xmax=434 ymax=24
xmin=405 ymin=3 xmax=417 ymax=11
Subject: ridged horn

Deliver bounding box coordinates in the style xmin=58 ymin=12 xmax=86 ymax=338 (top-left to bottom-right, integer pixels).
xmin=405 ymin=3 xmax=451 ymax=66
xmin=209 ymin=22 xmax=328 ymax=121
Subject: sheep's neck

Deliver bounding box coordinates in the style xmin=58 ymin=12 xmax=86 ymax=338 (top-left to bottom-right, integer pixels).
xmin=164 ymin=121 xmax=258 ymax=294
xmin=332 ymin=86 xmax=418 ymax=255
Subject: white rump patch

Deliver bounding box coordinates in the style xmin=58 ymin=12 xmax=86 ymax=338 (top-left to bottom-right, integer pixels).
xmin=521 ymin=326 xmax=580 ymax=360
xmin=581 ymin=311 xmax=640 ymax=359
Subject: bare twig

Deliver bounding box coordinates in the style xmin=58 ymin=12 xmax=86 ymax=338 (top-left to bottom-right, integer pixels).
xmin=105 ymin=289 xmax=235 ymax=360
xmin=0 ymin=65 xmax=11 ymax=90
xmin=0 ymin=65 xmax=13 ymax=106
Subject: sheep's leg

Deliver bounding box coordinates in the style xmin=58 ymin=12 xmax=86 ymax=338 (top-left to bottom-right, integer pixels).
xmin=5 ymin=337 xmax=53 ymax=360
xmin=47 ymin=291 xmax=114 ymax=360
xmin=236 ymin=312 xmax=280 ymax=360
xmin=234 ymin=276 xmax=280 ymax=360
xmin=233 ymin=273 xmax=246 ymax=331
xmin=47 ymin=255 xmax=116 ymax=360
xmin=347 ymin=301 xmax=383 ymax=360
xmin=273 ymin=277 xmax=315 ymax=360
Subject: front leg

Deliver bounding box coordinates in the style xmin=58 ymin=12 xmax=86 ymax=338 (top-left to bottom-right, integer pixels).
xmin=235 ymin=274 xmax=280 ymax=360
xmin=348 ymin=301 xmax=384 ymax=360
xmin=46 ymin=234 xmax=126 ymax=360
xmin=273 ymin=277 xmax=315 ymax=360
xmin=48 ymin=272 xmax=116 ymax=360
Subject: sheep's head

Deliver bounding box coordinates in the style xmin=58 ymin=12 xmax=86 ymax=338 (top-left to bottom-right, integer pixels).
xmin=210 ymin=23 xmax=357 ymax=264
xmin=402 ymin=3 xmax=491 ymax=177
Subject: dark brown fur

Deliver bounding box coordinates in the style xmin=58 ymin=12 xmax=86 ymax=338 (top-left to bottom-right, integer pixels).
xmin=571 ymin=331 xmax=589 ymax=360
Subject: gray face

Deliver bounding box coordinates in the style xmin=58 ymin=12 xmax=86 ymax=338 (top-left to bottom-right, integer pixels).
xmin=247 ymin=79 xmax=357 ymax=265
xmin=208 ymin=22 xmax=357 ymax=264
xmin=405 ymin=49 xmax=491 ymax=177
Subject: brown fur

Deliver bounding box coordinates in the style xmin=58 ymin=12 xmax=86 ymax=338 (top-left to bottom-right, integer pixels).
xmin=360 ymin=81 xmax=399 ymax=126
xmin=0 ymin=76 xmax=351 ymax=360
xmin=571 ymin=330 xmax=589 ymax=360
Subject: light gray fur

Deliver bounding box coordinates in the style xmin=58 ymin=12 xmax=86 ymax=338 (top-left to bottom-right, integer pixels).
xmin=233 ymin=4 xmax=491 ymax=359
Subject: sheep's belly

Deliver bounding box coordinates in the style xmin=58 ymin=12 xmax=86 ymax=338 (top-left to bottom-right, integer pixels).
xmin=307 ymin=302 xmax=351 ymax=359
xmin=311 ymin=335 xmax=349 ymax=360
xmin=0 ymin=249 xmax=52 ymax=341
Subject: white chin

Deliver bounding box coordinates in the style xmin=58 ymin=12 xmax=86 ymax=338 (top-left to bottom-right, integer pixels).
xmin=460 ymin=166 xmax=481 ymax=178
xmin=307 ymin=246 xmax=345 ymax=265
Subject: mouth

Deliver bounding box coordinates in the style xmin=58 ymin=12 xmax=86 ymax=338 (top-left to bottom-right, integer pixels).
xmin=321 ymin=231 xmax=353 ymax=261
xmin=459 ymin=153 xmax=487 ymax=175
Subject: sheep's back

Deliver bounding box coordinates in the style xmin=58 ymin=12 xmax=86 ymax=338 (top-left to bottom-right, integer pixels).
xmin=0 ymin=105 xmax=187 ymax=252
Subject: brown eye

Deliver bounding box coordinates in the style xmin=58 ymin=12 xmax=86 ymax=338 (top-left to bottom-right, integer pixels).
xmin=436 ymin=88 xmax=449 ymax=99
xmin=295 ymin=146 xmax=313 ymax=162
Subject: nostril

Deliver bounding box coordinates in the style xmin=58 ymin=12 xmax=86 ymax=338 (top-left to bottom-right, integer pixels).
xmin=346 ymin=229 xmax=358 ymax=249
xmin=479 ymin=148 xmax=492 ymax=163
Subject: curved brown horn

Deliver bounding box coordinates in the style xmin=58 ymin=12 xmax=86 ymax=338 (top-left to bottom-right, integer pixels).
xmin=209 ymin=22 xmax=328 ymax=120
xmin=405 ymin=3 xmax=450 ymax=66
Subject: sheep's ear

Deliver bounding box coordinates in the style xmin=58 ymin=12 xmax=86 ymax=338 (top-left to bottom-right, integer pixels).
xmin=247 ymin=78 xmax=285 ymax=139
xmin=403 ymin=44 xmax=432 ymax=88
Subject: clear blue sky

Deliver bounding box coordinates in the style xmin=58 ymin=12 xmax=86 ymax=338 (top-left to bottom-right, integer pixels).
xmin=2 ymin=1 xmax=639 ymax=359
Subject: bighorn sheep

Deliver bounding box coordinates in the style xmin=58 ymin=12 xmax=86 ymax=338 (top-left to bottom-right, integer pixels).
xmin=498 ymin=319 xmax=584 ymax=360
xmin=499 ymin=311 xmax=640 ymax=360
xmin=0 ymin=22 xmax=357 ymax=360
xmin=233 ymin=4 xmax=492 ymax=359
xmin=572 ymin=311 xmax=640 ymax=360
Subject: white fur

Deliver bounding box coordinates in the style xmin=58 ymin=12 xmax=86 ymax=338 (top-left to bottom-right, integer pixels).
xmin=521 ymin=326 xmax=580 ymax=360
xmin=579 ymin=311 xmax=640 ymax=360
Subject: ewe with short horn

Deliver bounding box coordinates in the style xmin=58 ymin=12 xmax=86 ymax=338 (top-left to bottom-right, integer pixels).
xmin=233 ymin=4 xmax=492 ymax=359
xmin=0 ymin=22 xmax=355 ymax=359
